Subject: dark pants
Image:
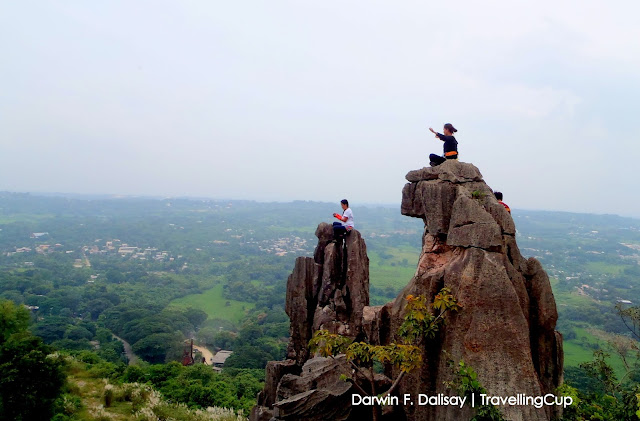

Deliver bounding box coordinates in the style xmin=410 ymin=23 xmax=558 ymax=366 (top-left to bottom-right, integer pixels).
xmin=333 ymin=222 xmax=347 ymax=240
xmin=430 ymin=153 xmax=458 ymax=166
xmin=332 ymin=222 xmax=349 ymax=279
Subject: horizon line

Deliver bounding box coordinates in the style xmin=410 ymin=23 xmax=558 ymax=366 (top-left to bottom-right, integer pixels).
xmin=1 ymin=189 xmax=639 ymax=221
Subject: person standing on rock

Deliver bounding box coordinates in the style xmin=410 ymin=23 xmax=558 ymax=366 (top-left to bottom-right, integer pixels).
xmin=428 ymin=123 xmax=458 ymax=166
xmin=332 ymin=199 xmax=354 ymax=241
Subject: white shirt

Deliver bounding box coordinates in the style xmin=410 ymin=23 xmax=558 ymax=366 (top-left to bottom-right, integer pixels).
xmin=342 ymin=208 xmax=354 ymax=229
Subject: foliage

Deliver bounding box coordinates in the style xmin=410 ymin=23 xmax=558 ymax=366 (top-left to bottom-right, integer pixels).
xmin=579 ymin=350 xmax=618 ymax=394
xmin=309 ymin=290 xmax=460 ymax=420
xmin=132 ymin=332 xmax=184 ymax=364
xmin=0 ymin=300 xmax=66 ymax=421
xmin=471 ymin=190 xmax=487 ymax=199
xmin=0 ymin=300 xmax=30 ymax=342
xmin=48 ymin=352 xmax=259 ymax=418
xmin=398 ymin=289 xmax=461 ymax=342
xmin=4 ymin=191 xmax=640 ymax=416
xmin=445 ymin=360 xmax=504 ymax=421
xmin=561 ymin=350 xmax=640 ymax=420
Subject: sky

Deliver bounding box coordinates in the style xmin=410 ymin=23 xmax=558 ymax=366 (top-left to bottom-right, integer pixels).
xmin=1 ymin=1 xmax=639 ymax=216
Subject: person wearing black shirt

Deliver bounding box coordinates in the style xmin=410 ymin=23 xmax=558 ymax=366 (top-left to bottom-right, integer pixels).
xmin=428 ymin=123 xmax=458 ymax=166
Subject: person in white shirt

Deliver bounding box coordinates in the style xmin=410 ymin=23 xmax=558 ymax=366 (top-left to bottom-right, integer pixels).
xmin=332 ymin=199 xmax=354 ymax=241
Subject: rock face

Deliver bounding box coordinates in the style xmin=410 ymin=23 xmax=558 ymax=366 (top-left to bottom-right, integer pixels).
xmin=252 ymin=160 xmax=563 ymax=421
xmin=251 ymin=224 xmax=370 ymax=421
xmin=286 ymin=223 xmax=369 ymax=364
xmin=388 ymin=160 xmax=563 ymax=421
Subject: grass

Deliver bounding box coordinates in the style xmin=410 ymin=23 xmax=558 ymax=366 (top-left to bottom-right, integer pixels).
xmin=62 ymin=356 xmax=245 ymax=420
xmin=0 ymin=213 xmax=56 ymax=224
xmin=549 ymin=277 xmax=601 ymax=308
xmin=549 ymin=277 xmax=636 ymax=377
xmin=563 ymin=325 xmax=637 ymax=379
xmin=169 ymin=284 xmax=254 ymax=323
xmin=368 ymin=247 xmax=419 ymax=291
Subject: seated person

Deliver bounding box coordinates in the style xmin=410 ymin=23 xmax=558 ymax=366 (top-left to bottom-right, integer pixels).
xmin=428 ymin=123 xmax=458 ymax=166
xmin=494 ymin=191 xmax=511 ymax=214
xmin=332 ymin=199 xmax=354 ymax=241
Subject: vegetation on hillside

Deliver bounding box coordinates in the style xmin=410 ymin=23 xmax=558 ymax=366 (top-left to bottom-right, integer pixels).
xmin=2 ymin=194 xmax=640 ymax=417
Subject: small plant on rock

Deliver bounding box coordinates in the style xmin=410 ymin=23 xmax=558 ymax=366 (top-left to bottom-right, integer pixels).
xmin=471 ymin=190 xmax=487 ymax=200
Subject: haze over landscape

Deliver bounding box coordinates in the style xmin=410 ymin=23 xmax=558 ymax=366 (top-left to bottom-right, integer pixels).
xmin=4 ymin=3 xmax=640 ymax=420
xmin=1 ymin=1 xmax=639 ymax=216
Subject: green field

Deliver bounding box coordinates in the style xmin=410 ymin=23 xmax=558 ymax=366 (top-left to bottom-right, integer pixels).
xmin=0 ymin=213 xmax=55 ymax=224
xmin=585 ymin=261 xmax=627 ymax=275
xmin=551 ymin=282 xmax=599 ymax=308
xmin=563 ymin=325 xmax=637 ymax=379
xmin=548 ymin=277 xmax=637 ymax=377
xmin=169 ymin=284 xmax=254 ymax=323
xmin=368 ymin=247 xmax=419 ymax=290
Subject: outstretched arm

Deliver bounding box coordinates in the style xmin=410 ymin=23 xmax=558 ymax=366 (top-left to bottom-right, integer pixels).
xmin=428 ymin=127 xmax=440 ymax=138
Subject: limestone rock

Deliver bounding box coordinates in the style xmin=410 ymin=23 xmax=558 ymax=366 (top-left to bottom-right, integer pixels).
xmin=285 ymin=257 xmax=317 ymax=364
xmin=447 ymin=195 xmax=503 ymax=249
xmin=272 ymin=356 xmax=354 ymax=421
xmin=252 ymin=225 xmax=370 ymax=421
xmin=256 ymin=360 xmax=300 ymax=408
xmin=391 ymin=161 xmax=563 ymax=421
xmin=405 ymin=160 xmax=484 ymax=184
xmin=254 ymin=160 xmax=563 ymax=421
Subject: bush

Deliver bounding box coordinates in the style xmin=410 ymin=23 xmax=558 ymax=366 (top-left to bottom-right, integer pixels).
xmin=104 ymin=384 xmax=115 ymax=407
xmin=87 ymin=361 xmax=124 ymax=379
xmin=123 ymin=365 xmax=147 ymax=383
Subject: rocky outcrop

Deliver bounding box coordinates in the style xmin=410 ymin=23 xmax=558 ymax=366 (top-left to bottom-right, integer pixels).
xmin=253 ymin=160 xmax=563 ymax=421
xmin=379 ymin=160 xmax=562 ymax=421
xmin=252 ymin=224 xmax=370 ymax=421
xmin=285 ymin=223 xmax=369 ymax=365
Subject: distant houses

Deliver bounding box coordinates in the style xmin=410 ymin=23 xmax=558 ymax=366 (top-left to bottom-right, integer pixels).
xmin=118 ymin=246 xmax=138 ymax=255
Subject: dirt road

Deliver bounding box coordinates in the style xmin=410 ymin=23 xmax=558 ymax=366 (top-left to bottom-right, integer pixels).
xmin=112 ymin=334 xmax=140 ymax=365
xmin=192 ymin=344 xmax=214 ymax=364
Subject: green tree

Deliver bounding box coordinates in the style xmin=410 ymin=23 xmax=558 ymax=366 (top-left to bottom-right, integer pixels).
xmin=132 ymin=332 xmax=182 ymax=364
xmin=224 ymin=345 xmax=274 ymax=369
xmin=0 ymin=300 xmax=66 ymax=421
xmin=0 ymin=300 xmax=29 ymax=341
xmin=183 ymin=307 xmax=208 ymax=328
xmin=33 ymin=317 xmax=71 ymax=343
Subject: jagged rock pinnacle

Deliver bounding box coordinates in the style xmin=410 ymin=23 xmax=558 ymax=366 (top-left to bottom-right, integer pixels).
xmin=252 ymin=160 xmax=563 ymax=421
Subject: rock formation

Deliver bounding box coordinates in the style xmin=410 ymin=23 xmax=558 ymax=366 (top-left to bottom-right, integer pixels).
xmin=252 ymin=160 xmax=563 ymax=421
xmin=252 ymin=225 xmax=370 ymax=421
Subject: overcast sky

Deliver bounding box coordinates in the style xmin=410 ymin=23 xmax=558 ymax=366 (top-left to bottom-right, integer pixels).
xmin=1 ymin=1 xmax=639 ymax=216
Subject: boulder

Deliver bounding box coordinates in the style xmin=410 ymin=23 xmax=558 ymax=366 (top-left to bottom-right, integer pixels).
xmin=272 ymin=356 xmax=354 ymax=421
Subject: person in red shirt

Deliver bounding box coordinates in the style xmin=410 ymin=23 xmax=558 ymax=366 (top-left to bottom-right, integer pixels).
xmin=494 ymin=192 xmax=511 ymax=214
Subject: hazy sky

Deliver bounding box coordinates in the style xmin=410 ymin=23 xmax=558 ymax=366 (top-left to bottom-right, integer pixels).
xmin=1 ymin=1 xmax=639 ymax=216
